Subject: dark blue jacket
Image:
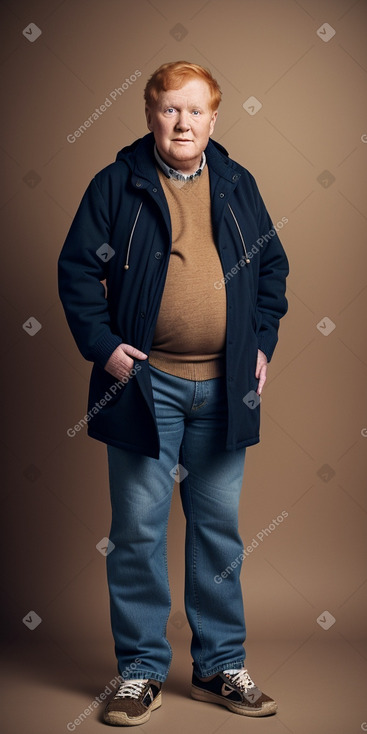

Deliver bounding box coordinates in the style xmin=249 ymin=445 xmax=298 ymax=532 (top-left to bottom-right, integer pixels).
xmin=58 ymin=132 xmax=289 ymax=458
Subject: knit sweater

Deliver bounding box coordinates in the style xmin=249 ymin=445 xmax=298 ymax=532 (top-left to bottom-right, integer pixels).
xmin=149 ymin=165 xmax=227 ymax=380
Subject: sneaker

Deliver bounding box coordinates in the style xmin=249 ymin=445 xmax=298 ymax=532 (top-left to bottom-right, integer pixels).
xmin=103 ymin=678 xmax=162 ymax=726
xmin=191 ymin=667 xmax=277 ymax=717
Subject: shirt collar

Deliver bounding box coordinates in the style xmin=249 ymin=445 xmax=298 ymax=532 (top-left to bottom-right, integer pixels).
xmin=154 ymin=144 xmax=206 ymax=181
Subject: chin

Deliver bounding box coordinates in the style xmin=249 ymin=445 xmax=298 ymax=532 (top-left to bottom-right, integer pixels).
xmin=169 ymin=148 xmax=196 ymax=161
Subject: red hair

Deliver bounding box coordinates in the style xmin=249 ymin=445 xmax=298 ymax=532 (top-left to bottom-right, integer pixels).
xmin=144 ymin=61 xmax=222 ymax=111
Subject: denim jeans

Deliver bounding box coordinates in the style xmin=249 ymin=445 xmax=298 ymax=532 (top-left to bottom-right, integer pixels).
xmin=106 ymin=364 xmax=247 ymax=683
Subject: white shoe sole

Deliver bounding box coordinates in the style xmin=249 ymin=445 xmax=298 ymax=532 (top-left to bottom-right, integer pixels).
xmin=104 ymin=690 xmax=162 ymax=726
xmin=191 ymin=685 xmax=277 ymax=717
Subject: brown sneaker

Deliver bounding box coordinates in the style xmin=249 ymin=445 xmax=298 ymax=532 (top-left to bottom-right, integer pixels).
xmin=191 ymin=668 xmax=277 ymax=717
xmin=103 ymin=678 xmax=162 ymax=726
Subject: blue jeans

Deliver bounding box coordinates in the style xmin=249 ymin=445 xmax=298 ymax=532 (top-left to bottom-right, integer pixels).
xmin=106 ymin=364 xmax=247 ymax=683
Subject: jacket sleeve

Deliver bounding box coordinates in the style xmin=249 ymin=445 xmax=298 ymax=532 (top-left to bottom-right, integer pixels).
xmin=254 ymin=187 xmax=289 ymax=362
xmin=58 ymin=177 xmax=122 ymax=367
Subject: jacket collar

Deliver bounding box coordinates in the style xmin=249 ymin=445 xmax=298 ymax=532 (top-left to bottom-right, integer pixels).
xmin=129 ymin=132 xmax=241 ymax=188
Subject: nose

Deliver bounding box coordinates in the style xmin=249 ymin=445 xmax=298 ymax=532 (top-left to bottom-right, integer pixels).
xmin=175 ymin=111 xmax=190 ymax=131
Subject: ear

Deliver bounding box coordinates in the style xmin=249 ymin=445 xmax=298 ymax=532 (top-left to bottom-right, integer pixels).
xmin=209 ymin=109 xmax=218 ymax=136
xmin=145 ymin=105 xmax=153 ymax=131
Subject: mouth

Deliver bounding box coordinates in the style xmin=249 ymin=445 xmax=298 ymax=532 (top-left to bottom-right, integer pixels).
xmin=172 ymin=139 xmax=192 ymax=142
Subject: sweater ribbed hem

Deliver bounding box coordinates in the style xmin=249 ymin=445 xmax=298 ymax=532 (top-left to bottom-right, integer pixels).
xmin=149 ymin=352 xmax=225 ymax=380
xmin=92 ymin=333 xmax=123 ymax=367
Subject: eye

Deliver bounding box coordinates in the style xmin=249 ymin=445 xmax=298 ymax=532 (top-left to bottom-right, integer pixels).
xmin=166 ymin=107 xmax=176 ymax=114
xmin=192 ymin=110 xmax=201 ymax=116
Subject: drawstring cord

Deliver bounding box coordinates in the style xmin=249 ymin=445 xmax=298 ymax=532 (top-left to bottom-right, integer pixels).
xmin=124 ymin=201 xmax=143 ymax=270
xmin=123 ymin=200 xmax=250 ymax=270
xmin=227 ymin=203 xmax=250 ymax=264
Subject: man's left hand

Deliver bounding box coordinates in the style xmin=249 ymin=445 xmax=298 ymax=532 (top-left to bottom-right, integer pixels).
xmin=255 ymin=349 xmax=268 ymax=395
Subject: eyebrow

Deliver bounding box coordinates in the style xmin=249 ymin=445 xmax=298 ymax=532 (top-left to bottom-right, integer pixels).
xmin=162 ymin=101 xmax=203 ymax=110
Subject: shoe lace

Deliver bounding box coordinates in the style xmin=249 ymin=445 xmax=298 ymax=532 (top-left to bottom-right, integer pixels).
xmin=226 ymin=669 xmax=256 ymax=692
xmin=114 ymin=679 xmax=148 ymax=698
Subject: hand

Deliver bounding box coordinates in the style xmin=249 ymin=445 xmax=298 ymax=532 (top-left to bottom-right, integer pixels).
xmin=255 ymin=349 xmax=268 ymax=395
xmin=104 ymin=343 xmax=148 ymax=381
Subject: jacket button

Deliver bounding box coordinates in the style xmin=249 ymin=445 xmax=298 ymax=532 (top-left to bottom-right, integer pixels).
xmin=135 ymin=181 xmax=142 ymax=187
xmin=232 ymin=174 xmax=239 ymax=181
xmin=152 ymin=187 xmax=158 ymax=193
xmin=219 ymin=192 xmax=225 ymax=198
xmin=140 ymin=311 xmax=145 ymax=318
xmin=154 ymin=251 xmax=162 ymax=259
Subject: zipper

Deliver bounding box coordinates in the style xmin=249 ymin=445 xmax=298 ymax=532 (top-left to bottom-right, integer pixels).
xmin=124 ymin=201 xmax=143 ymax=270
xmin=227 ymin=203 xmax=250 ymax=264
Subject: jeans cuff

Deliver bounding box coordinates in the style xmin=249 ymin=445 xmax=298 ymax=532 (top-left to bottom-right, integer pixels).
xmin=118 ymin=670 xmax=167 ymax=683
xmin=193 ymin=659 xmax=245 ymax=677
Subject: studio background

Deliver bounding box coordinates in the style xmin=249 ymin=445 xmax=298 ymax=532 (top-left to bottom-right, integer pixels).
xmin=1 ymin=1 xmax=366 ymax=733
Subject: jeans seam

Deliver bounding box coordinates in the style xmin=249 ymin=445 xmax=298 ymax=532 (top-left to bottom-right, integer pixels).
xmin=183 ymin=447 xmax=206 ymax=669
xmin=162 ymin=519 xmax=173 ymax=672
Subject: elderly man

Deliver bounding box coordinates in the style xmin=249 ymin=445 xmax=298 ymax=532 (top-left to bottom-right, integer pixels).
xmin=58 ymin=60 xmax=288 ymax=726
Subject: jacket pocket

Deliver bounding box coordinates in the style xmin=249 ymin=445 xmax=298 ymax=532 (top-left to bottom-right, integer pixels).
xmin=87 ymin=362 xmax=130 ymax=413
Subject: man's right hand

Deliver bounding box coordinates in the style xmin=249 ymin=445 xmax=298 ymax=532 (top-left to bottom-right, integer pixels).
xmin=104 ymin=343 xmax=148 ymax=381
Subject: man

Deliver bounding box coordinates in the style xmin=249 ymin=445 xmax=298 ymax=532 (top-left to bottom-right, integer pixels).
xmin=58 ymin=60 xmax=289 ymax=726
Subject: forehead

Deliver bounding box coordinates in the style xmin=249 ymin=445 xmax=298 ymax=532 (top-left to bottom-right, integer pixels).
xmin=157 ymin=78 xmax=212 ymax=107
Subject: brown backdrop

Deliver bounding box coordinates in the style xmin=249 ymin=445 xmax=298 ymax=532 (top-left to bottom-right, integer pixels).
xmin=1 ymin=1 xmax=366 ymax=733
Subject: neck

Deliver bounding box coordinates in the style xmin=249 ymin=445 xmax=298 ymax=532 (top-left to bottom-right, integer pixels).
xmin=154 ymin=145 xmax=205 ymax=180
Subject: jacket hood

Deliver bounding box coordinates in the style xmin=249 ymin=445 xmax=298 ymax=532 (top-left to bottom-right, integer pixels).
xmin=115 ymin=132 xmax=229 ymax=164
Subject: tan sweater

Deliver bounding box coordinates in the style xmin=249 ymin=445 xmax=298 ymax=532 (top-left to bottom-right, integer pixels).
xmin=149 ymin=166 xmax=227 ymax=380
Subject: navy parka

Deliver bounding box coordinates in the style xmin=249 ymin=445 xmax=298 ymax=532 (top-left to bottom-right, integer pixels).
xmin=58 ymin=132 xmax=289 ymax=458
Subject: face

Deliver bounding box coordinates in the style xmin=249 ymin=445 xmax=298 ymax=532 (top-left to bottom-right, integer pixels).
xmin=145 ymin=78 xmax=218 ymax=174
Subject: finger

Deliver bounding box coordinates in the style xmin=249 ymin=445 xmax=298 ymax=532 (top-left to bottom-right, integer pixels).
xmin=121 ymin=344 xmax=148 ymax=360
xmin=257 ymin=365 xmax=267 ymax=395
xmin=255 ymin=356 xmax=263 ymax=379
